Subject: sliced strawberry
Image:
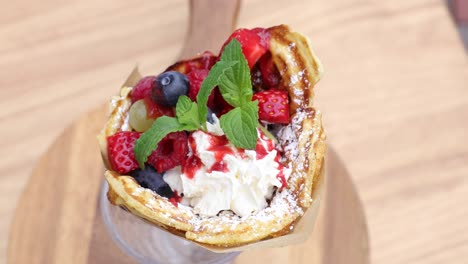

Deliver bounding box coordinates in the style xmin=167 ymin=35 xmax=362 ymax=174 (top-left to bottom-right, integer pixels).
xmin=107 ymin=131 xmax=141 ymax=174
xmin=143 ymin=97 xmax=174 ymax=119
xmin=131 ymin=76 xmax=155 ymax=103
xmin=251 ymin=27 xmax=270 ymax=48
xmin=148 ymin=132 xmax=188 ymax=173
xmin=253 ymin=90 xmax=290 ymax=124
xmin=221 ymin=28 xmax=270 ymax=69
xmin=258 ymin=52 xmax=281 ymax=88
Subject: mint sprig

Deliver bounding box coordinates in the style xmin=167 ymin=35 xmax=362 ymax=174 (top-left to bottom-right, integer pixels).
xmin=220 ymin=101 xmax=259 ymax=149
xmin=176 ymin=95 xmax=200 ymax=130
xmin=215 ymin=40 xmax=258 ymax=149
xmin=134 ymin=39 xmax=262 ymax=167
xmin=135 ymin=96 xmax=201 ymax=168
xmin=217 ymin=40 xmax=253 ymax=106
xmin=196 ymin=61 xmax=237 ymax=128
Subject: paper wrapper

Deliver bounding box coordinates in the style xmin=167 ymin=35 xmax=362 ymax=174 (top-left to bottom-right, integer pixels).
xmin=116 ymin=66 xmax=325 ymax=253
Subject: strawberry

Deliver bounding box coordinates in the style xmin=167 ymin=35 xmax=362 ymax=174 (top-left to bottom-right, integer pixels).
xmin=148 ymin=132 xmax=188 ymax=173
xmin=107 ymin=131 xmax=141 ymax=174
xmin=253 ymin=90 xmax=290 ymax=124
xmin=251 ymin=27 xmax=270 ymax=48
xmin=131 ymin=76 xmax=155 ymax=103
xmin=258 ymin=52 xmax=280 ymax=88
xmin=221 ymin=28 xmax=270 ymax=69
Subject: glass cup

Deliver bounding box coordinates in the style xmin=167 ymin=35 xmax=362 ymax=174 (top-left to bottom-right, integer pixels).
xmin=100 ymin=182 xmax=240 ymax=264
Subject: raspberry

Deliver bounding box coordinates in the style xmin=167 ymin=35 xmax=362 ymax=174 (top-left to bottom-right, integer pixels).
xmin=143 ymin=96 xmax=174 ymax=119
xmin=148 ymin=132 xmax=188 ymax=173
xmin=187 ymin=69 xmax=219 ymax=107
xmin=131 ymin=76 xmax=155 ymax=103
xmin=187 ymin=69 xmax=209 ymax=101
xmin=107 ymin=131 xmax=141 ymax=174
xmin=258 ymin=52 xmax=280 ymax=88
xmin=253 ymin=90 xmax=290 ymax=124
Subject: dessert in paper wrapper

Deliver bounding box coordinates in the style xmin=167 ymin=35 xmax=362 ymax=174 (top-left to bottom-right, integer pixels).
xmin=97 ymin=25 xmax=325 ymax=252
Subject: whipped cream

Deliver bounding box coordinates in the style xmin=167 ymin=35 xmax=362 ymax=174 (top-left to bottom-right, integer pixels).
xmin=164 ymin=116 xmax=289 ymax=217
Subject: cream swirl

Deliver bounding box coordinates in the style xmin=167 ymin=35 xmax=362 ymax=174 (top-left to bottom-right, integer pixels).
xmin=163 ymin=117 xmax=289 ymax=217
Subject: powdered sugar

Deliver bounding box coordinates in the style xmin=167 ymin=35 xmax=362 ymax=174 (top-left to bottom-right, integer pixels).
xmin=108 ymin=85 xmax=316 ymax=236
xmin=277 ymin=109 xmax=309 ymax=162
xmin=187 ymin=189 xmax=303 ymax=235
xmin=109 ymin=87 xmax=132 ymax=132
xmin=121 ymin=114 xmax=131 ymax=131
xmin=179 ymin=109 xmax=310 ymax=232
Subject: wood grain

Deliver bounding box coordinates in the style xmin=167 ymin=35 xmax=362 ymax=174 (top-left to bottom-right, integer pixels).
xmin=7 ymin=102 xmax=369 ymax=263
xmin=180 ymin=0 xmax=240 ymax=58
xmin=8 ymin=2 xmax=369 ymax=262
xmin=1 ymin=0 xmax=468 ymax=263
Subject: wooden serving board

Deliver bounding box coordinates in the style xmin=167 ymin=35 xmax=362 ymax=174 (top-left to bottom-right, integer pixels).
xmin=8 ymin=104 xmax=369 ymax=264
xmin=8 ymin=1 xmax=369 ymax=263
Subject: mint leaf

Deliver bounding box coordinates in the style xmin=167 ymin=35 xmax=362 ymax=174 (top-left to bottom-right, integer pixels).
xmin=197 ymin=61 xmax=237 ymax=127
xmin=134 ymin=39 xmax=261 ymax=164
xmin=176 ymin=95 xmax=199 ymax=130
xmin=176 ymin=95 xmax=193 ymax=117
xmin=214 ymin=39 xmax=259 ymax=149
xmin=218 ymin=40 xmax=253 ymax=107
xmin=220 ymin=101 xmax=259 ymax=149
xmin=134 ymin=116 xmax=185 ymax=168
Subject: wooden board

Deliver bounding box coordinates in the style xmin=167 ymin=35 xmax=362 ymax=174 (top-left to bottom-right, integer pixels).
xmin=3 ymin=0 xmax=468 ymax=263
xmin=8 ymin=104 xmax=369 ymax=264
xmin=8 ymin=1 xmax=369 ymax=263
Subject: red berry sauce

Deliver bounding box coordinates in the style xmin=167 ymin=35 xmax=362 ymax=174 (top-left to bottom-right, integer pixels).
xmin=276 ymin=166 xmax=288 ymax=189
xmin=183 ymin=155 xmax=202 ymax=179
xmin=169 ymin=191 xmax=183 ymax=207
xmin=208 ymin=161 xmax=229 ymax=173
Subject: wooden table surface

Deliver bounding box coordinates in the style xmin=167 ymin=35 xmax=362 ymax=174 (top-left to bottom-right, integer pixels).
xmin=1 ymin=0 xmax=467 ymax=263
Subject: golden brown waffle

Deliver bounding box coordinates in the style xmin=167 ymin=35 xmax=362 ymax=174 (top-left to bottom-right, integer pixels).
xmin=97 ymin=25 xmax=325 ymax=247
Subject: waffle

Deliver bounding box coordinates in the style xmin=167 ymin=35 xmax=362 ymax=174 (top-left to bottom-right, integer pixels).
xmin=97 ymin=25 xmax=325 ymax=247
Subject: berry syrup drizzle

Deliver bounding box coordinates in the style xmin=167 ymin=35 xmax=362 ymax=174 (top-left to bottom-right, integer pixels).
xmin=181 ymin=130 xmax=288 ymax=189
xmin=183 ymin=137 xmax=202 ymax=179
xmin=169 ymin=191 xmax=183 ymax=207
xmin=207 ymin=135 xmax=234 ymax=173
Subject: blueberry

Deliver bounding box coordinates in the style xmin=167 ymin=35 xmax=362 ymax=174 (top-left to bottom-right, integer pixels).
xmin=130 ymin=165 xmax=174 ymax=198
xmin=207 ymin=108 xmax=215 ymax=124
xmin=152 ymin=71 xmax=189 ymax=107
